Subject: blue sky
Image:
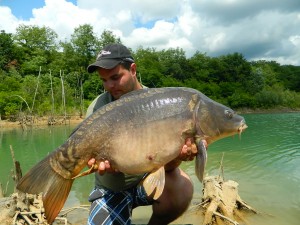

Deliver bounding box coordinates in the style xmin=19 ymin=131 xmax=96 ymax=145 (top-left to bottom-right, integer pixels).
xmin=0 ymin=0 xmax=76 ymax=19
xmin=0 ymin=0 xmax=300 ymax=65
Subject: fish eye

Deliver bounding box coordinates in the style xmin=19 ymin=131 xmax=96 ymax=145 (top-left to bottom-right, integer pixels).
xmin=225 ymin=109 xmax=233 ymax=119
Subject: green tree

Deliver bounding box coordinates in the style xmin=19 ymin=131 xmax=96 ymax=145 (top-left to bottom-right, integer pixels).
xmin=134 ymin=47 xmax=163 ymax=87
xmin=218 ymin=53 xmax=251 ymax=83
xmin=206 ymin=57 xmax=226 ymax=83
xmin=161 ymin=76 xmax=184 ymax=87
xmin=0 ymin=70 xmax=23 ymax=118
xmin=14 ymin=24 xmax=57 ymax=52
xmin=0 ymin=73 xmax=21 ymax=92
xmin=82 ymin=73 xmax=104 ymax=100
xmin=98 ymin=30 xmax=122 ymax=51
xmin=0 ymin=30 xmax=16 ymax=71
xmin=158 ymin=48 xmax=188 ymax=81
xmin=246 ymin=67 xmax=265 ymax=94
xmin=70 ymin=24 xmax=99 ymax=69
xmin=255 ymin=86 xmax=283 ymax=108
xmin=14 ymin=24 xmax=58 ymax=75
xmin=187 ymin=51 xmax=211 ymax=82
xmin=251 ymin=60 xmax=280 ymax=87
xmin=278 ymin=65 xmax=300 ymax=92
xmin=59 ymin=41 xmax=77 ymax=73
xmin=1 ymin=23 xmax=300 ymax=117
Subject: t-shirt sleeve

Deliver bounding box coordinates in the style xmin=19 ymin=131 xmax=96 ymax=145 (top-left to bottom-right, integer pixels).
xmin=85 ymin=92 xmax=113 ymax=118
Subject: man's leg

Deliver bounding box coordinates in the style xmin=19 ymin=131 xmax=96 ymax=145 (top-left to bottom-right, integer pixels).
xmin=148 ymin=168 xmax=193 ymax=225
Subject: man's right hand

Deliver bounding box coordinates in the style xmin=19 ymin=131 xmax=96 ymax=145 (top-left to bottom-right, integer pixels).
xmin=87 ymin=158 xmax=118 ymax=175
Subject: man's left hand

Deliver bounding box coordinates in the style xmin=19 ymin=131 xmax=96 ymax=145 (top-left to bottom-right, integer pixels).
xmin=165 ymin=138 xmax=208 ymax=171
xmin=178 ymin=138 xmax=207 ymax=161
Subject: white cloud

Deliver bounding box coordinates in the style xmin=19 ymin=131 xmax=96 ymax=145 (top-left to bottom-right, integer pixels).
xmin=0 ymin=0 xmax=300 ymax=65
xmin=126 ymin=20 xmax=175 ymax=47
xmin=289 ymin=35 xmax=300 ymax=46
xmin=28 ymin=0 xmax=102 ymax=40
xmin=204 ymin=32 xmax=227 ymax=52
xmin=0 ymin=6 xmax=21 ymax=33
xmin=177 ymin=1 xmax=200 ymax=36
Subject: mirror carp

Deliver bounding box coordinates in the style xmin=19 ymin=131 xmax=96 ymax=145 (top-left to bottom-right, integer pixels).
xmin=17 ymin=87 xmax=247 ymax=223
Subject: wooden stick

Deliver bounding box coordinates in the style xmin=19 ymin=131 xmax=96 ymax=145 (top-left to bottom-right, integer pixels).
xmin=9 ymin=145 xmax=16 ymax=168
xmin=12 ymin=211 xmax=20 ymax=225
xmin=20 ymin=214 xmax=34 ymax=225
xmin=31 ymin=66 xmax=42 ymax=119
xmin=218 ymin=152 xmax=225 ymax=181
xmin=59 ymin=205 xmax=90 ymax=216
xmin=5 ymin=179 xmax=9 ymax=196
xmin=0 ymin=183 xmax=3 ymax=198
xmin=213 ymin=211 xmax=239 ymax=225
xmin=10 ymin=145 xmax=22 ymax=192
xmin=55 ymin=217 xmax=68 ymax=225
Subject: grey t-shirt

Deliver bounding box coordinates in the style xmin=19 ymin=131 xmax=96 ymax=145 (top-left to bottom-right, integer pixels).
xmin=86 ymin=91 xmax=145 ymax=192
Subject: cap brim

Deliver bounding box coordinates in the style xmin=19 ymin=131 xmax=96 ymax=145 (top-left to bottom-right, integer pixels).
xmin=87 ymin=59 xmax=121 ymax=73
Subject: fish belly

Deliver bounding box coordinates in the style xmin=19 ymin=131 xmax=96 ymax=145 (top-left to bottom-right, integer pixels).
xmin=107 ymin=117 xmax=194 ymax=174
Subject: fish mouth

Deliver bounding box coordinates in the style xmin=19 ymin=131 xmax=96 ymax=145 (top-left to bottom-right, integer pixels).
xmin=238 ymin=121 xmax=248 ymax=136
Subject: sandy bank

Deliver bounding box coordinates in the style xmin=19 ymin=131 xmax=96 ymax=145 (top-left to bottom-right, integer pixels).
xmin=0 ymin=116 xmax=84 ymax=128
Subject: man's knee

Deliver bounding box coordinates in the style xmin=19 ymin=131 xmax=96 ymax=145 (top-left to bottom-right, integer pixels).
xmin=149 ymin=169 xmax=193 ymax=224
xmin=155 ymin=168 xmax=193 ymax=213
xmin=166 ymin=168 xmax=193 ymax=197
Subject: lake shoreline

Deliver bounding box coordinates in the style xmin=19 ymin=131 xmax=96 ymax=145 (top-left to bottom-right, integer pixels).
xmin=0 ymin=107 xmax=300 ymax=128
xmin=237 ymin=106 xmax=300 ymax=114
xmin=0 ymin=116 xmax=84 ymax=128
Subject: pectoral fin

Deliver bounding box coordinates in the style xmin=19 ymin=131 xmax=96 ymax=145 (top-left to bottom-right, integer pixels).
xmin=195 ymin=140 xmax=207 ymax=182
xmin=72 ymin=163 xmax=98 ymax=179
xmin=141 ymin=167 xmax=165 ymax=200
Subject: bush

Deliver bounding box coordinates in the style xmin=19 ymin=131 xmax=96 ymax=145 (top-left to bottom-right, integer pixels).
xmin=281 ymin=90 xmax=300 ymax=108
xmin=228 ymin=92 xmax=256 ymax=108
xmin=4 ymin=102 xmax=20 ymax=117
xmin=255 ymin=89 xmax=283 ymax=108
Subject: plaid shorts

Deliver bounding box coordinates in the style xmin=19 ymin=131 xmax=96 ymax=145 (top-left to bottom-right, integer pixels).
xmin=87 ymin=185 xmax=153 ymax=225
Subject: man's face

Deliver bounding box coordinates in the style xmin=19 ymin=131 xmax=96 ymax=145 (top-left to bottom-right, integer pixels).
xmin=98 ymin=63 xmax=137 ymax=100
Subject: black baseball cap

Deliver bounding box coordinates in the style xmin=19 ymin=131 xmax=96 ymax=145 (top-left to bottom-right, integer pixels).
xmin=87 ymin=43 xmax=134 ymax=73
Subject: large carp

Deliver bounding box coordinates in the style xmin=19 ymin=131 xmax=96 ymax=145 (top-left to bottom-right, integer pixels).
xmin=17 ymin=87 xmax=247 ymax=223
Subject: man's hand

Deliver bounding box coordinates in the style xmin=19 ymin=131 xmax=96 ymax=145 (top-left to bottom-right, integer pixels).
xmin=165 ymin=138 xmax=208 ymax=171
xmin=178 ymin=137 xmax=198 ymax=161
xmin=87 ymin=158 xmax=118 ymax=175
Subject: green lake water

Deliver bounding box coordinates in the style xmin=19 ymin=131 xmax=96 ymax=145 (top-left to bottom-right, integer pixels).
xmin=0 ymin=112 xmax=299 ymax=224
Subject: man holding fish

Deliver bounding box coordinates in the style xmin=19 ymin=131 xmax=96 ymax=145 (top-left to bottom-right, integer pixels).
xmin=17 ymin=43 xmax=246 ymax=224
xmin=86 ymin=43 xmax=204 ymax=225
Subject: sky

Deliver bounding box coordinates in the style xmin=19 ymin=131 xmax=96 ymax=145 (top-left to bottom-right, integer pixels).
xmin=0 ymin=0 xmax=300 ymax=66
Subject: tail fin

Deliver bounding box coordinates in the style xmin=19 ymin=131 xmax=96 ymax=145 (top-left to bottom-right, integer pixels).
xmin=17 ymin=156 xmax=74 ymax=224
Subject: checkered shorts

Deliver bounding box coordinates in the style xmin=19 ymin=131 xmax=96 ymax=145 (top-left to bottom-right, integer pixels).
xmin=87 ymin=185 xmax=153 ymax=225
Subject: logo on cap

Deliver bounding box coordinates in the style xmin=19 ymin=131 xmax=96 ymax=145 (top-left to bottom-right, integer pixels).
xmin=97 ymin=50 xmax=111 ymax=59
